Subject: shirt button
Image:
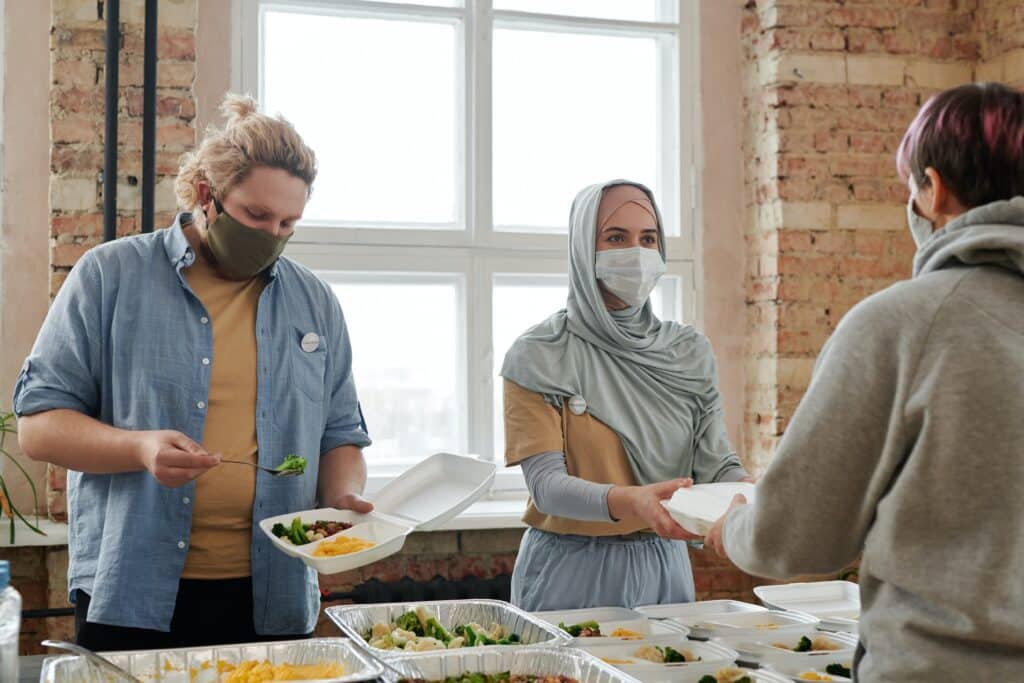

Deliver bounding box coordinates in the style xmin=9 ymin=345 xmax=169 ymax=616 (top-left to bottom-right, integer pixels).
xmin=201 ymin=357 xmax=210 ymax=366
xmin=200 ymin=316 xmax=209 ymax=324
xmin=177 ymin=541 xmax=186 ymax=549
xmin=196 ymin=401 xmax=205 ymax=410
xmin=183 ymin=497 xmax=190 ymax=505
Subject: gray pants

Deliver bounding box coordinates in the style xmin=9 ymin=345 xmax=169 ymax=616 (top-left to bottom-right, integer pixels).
xmin=511 ymin=527 xmax=696 ymax=612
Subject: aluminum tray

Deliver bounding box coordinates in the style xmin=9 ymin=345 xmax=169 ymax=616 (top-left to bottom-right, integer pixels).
xmin=327 ymin=600 xmax=571 ymax=657
xmin=39 ymin=638 xmax=383 ymax=683
xmin=381 ymin=645 xmax=639 ymax=683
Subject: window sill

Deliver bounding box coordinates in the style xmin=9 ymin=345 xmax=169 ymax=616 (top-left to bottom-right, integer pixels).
xmin=0 ymin=498 xmax=528 ymax=548
xmin=0 ymin=519 xmax=70 ymax=548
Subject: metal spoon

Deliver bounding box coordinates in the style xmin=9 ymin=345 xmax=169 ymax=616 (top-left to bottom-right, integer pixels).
xmin=42 ymin=640 xmax=143 ymax=683
xmin=220 ymin=458 xmax=303 ymax=477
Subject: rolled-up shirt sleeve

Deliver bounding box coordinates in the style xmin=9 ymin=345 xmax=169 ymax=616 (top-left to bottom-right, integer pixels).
xmin=319 ymin=294 xmax=371 ymax=455
xmin=13 ymin=252 xmax=102 ymax=418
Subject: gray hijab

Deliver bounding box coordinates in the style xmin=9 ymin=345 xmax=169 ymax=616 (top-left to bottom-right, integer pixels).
xmin=500 ymin=180 xmax=722 ymax=486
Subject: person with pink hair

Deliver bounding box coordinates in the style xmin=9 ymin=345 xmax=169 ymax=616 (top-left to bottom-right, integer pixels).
xmin=707 ymin=82 xmax=1024 ymax=680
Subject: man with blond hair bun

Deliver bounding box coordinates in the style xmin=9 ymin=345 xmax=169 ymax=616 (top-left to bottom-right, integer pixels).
xmin=14 ymin=94 xmax=372 ymax=649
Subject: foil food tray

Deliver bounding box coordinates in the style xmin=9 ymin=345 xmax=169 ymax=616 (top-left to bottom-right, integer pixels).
xmin=327 ymin=600 xmax=571 ymax=658
xmin=39 ymin=637 xmax=383 ymax=683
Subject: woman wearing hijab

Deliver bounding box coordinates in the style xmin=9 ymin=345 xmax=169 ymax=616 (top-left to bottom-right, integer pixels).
xmin=501 ymin=180 xmax=751 ymax=611
xmin=706 ymin=82 xmax=1024 ymax=680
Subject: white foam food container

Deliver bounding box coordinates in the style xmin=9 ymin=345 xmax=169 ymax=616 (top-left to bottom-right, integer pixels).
xmin=382 ymin=646 xmax=641 ymax=683
xmin=533 ymin=607 xmax=690 ymax=646
xmin=683 ymin=611 xmax=819 ymax=643
xmin=762 ymin=656 xmax=854 ymax=683
xmin=753 ymin=582 xmax=859 ymax=634
xmin=665 ymin=668 xmax=790 ymax=683
xmin=636 ymin=602 xmax=768 ymax=640
xmin=660 ymin=483 xmax=756 ymax=536
xmin=260 ymin=453 xmax=496 ymax=574
xmin=718 ymin=630 xmax=857 ymax=669
xmin=327 ymin=599 xmax=571 ymax=658
xmin=39 ymin=638 xmax=383 ymax=683
xmin=580 ymin=635 xmax=738 ymax=682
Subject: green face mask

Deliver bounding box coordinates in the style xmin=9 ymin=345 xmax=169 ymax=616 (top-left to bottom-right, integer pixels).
xmin=204 ymin=198 xmax=291 ymax=280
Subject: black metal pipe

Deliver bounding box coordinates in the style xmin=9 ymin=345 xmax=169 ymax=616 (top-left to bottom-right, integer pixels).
xmin=103 ymin=0 xmax=120 ymax=243
xmin=141 ymin=0 xmax=158 ymax=234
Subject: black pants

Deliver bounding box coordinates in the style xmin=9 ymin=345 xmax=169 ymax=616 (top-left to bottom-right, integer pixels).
xmin=75 ymin=577 xmax=313 ymax=651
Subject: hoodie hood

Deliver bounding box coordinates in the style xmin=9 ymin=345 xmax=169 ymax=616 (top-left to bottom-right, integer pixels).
xmin=914 ymin=197 xmax=1024 ymax=278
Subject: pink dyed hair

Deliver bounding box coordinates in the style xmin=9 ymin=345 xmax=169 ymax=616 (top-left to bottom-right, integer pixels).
xmin=896 ymin=82 xmax=1024 ymax=208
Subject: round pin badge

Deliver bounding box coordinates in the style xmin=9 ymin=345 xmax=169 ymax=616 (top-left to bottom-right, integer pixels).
xmin=568 ymin=395 xmax=587 ymax=415
xmin=301 ymin=332 xmax=320 ymax=353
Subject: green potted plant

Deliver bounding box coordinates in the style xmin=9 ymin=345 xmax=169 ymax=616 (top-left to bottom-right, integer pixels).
xmin=0 ymin=411 xmax=45 ymax=543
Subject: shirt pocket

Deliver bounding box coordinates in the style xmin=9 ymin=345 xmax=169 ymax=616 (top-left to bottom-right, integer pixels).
xmin=289 ymin=326 xmax=327 ymax=403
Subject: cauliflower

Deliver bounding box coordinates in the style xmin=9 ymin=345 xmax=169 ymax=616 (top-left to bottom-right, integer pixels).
xmin=404 ymin=637 xmax=446 ymax=652
xmin=447 ymin=637 xmax=465 ymax=649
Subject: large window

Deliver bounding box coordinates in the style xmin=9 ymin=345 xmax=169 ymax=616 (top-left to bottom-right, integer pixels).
xmin=237 ymin=0 xmax=698 ymax=487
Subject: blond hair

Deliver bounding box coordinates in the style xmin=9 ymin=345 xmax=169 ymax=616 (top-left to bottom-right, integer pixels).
xmin=175 ymin=93 xmax=317 ymax=211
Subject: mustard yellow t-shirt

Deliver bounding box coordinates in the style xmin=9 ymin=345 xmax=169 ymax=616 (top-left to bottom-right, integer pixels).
xmin=181 ymin=251 xmax=265 ymax=579
xmin=503 ymin=379 xmax=647 ymax=536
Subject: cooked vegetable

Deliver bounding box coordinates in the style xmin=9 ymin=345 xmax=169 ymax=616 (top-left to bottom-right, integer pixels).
xmin=271 ymin=517 xmax=352 ymax=545
xmin=398 ymin=675 xmax=578 ymax=683
xmin=275 ymin=454 xmax=307 ymax=474
xmin=558 ymin=620 xmax=601 ymax=637
xmin=659 ymin=646 xmax=688 ymax=664
xmin=369 ymin=609 xmax=520 ymax=651
xmin=825 ymin=663 xmax=852 ymax=677
xmin=795 ymin=635 xmax=813 ymax=652
xmin=633 ymin=645 xmax=697 ymax=664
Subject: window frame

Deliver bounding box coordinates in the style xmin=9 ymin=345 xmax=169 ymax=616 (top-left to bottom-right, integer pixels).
xmin=233 ymin=0 xmax=702 ymax=491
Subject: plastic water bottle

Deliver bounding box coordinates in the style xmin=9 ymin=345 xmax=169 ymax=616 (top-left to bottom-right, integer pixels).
xmin=0 ymin=560 xmax=20 ymax=682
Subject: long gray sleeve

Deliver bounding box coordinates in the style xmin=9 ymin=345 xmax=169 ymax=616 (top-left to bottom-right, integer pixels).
xmin=520 ymin=451 xmax=614 ymax=522
xmin=693 ymin=405 xmax=749 ymax=484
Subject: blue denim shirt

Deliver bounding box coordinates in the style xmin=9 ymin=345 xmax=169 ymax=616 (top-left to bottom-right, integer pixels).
xmin=12 ymin=214 xmax=371 ymax=634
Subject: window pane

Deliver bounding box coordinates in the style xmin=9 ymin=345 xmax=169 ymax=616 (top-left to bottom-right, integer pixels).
xmin=360 ymin=0 xmax=461 ymax=6
xmin=491 ymin=274 xmax=680 ymax=459
xmin=326 ymin=275 xmax=464 ymax=467
xmin=263 ymin=11 xmax=458 ymax=227
xmin=495 ymin=0 xmax=668 ymax=22
xmin=493 ymin=29 xmax=670 ymax=232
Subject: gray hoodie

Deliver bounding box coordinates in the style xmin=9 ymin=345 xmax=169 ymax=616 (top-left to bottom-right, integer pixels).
xmin=724 ymin=198 xmax=1024 ymax=681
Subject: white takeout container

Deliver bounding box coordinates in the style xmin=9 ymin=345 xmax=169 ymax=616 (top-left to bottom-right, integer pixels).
xmin=682 ymin=610 xmax=819 ymax=643
xmin=581 ymin=635 xmax=738 ymax=682
xmin=668 ymin=668 xmax=790 ymax=683
xmin=637 ymin=601 xmax=768 ymax=640
xmin=660 ymin=483 xmax=757 ymax=536
xmin=534 ymin=607 xmax=689 ymax=646
xmin=718 ymin=629 xmax=858 ymax=668
xmin=260 ymin=452 xmax=496 ymax=573
xmin=754 ymin=581 xmax=860 ymax=633
xmin=763 ymin=656 xmax=854 ymax=683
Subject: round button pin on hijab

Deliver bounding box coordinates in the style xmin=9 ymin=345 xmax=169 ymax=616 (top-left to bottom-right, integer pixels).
xmin=301 ymin=332 xmax=320 ymax=353
xmin=568 ymin=395 xmax=587 ymax=415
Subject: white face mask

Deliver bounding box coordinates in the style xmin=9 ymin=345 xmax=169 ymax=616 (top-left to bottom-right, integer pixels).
xmin=907 ymin=175 xmax=935 ymax=248
xmin=595 ymin=246 xmax=666 ymax=308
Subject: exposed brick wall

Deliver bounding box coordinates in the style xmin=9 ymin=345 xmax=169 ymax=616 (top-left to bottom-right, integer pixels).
xmin=976 ymin=0 xmax=1024 ymax=84
xmin=740 ymin=0 xmax=985 ymax=471
xmin=46 ymin=0 xmax=197 ymax=521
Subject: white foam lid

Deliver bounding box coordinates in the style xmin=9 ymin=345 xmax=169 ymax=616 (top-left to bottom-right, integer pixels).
xmin=371 ymin=452 xmax=497 ymax=530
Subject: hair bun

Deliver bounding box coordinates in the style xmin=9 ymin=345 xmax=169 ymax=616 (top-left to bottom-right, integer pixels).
xmin=220 ymin=93 xmax=259 ymax=125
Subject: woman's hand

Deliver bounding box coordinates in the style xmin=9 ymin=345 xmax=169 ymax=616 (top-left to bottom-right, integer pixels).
xmin=135 ymin=430 xmax=220 ymax=488
xmin=608 ymin=478 xmax=703 ymax=541
xmin=705 ymin=494 xmax=747 ymax=559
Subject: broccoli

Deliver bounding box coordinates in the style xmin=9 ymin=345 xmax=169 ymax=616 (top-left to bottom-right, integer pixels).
xmin=287 ymin=517 xmax=308 ymax=545
xmin=737 ymin=678 xmax=752 ymax=683
xmin=698 ymin=677 xmax=717 ymax=683
xmin=559 ymin=620 xmax=601 ymax=637
xmin=275 ymin=454 xmax=307 ymax=474
xmin=659 ymin=646 xmax=688 ymax=663
xmin=825 ymin=663 xmax=852 ymax=677
xmin=460 ymin=624 xmax=480 ymax=647
xmin=271 ymin=522 xmax=288 ymax=538
xmin=426 ymin=617 xmax=454 ymax=644
xmin=795 ymin=635 xmax=813 ymax=652
xmin=396 ymin=611 xmax=426 ymax=637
